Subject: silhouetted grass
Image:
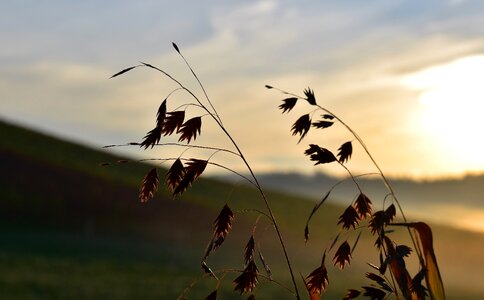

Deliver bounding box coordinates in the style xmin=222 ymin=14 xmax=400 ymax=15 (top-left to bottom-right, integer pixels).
xmin=105 ymin=43 xmax=451 ymax=299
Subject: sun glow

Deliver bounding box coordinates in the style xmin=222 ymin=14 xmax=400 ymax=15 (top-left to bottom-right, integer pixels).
xmin=402 ymin=55 xmax=484 ymax=174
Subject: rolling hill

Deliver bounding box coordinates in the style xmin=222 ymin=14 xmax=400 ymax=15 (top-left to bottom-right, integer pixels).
xmin=253 ymin=171 xmax=484 ymax=230
xmin=1 ymin=119 xmax=483 ymax=299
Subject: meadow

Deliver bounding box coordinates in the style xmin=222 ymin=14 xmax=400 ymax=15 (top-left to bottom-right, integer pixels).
xmin=1 ymin=119 xmax=483 ymax=299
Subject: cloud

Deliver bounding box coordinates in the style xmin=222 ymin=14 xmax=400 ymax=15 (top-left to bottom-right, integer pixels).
xmin=3 ymin=1 xmax=484 ymax=178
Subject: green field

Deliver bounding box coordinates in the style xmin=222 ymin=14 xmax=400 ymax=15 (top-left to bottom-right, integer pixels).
xmin=1 ymin=119 xmax=483 ymax=299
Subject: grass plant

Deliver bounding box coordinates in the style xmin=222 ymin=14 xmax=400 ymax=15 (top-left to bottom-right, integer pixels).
xmin=107 ymin=43 xmax=446 ymax=300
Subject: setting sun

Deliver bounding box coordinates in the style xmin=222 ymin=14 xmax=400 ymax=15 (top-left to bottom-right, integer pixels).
xmin=402 ymin=55 xmax=484 ymax=173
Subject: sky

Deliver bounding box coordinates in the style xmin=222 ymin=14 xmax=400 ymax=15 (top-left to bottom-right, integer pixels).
xmin=2 ymin=0 xmax=484 ymax=179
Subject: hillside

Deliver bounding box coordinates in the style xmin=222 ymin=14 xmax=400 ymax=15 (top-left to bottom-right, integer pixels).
xmin=0 ymin=119 xmax=342 ymax=299
xmin=1 ymin=119 xmax=483 ymax=299
xmin=251 ymin=170 xmax=484 ymax=230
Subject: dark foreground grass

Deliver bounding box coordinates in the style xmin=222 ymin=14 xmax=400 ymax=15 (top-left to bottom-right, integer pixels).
xmin=0 ymin=228 xmax=196 ymax=300
xmin=2 ymin=228 xmax=483 ymax=300
xmin=0 ymin=227 xmax=303 ymax=300
xmin=1 ymin=120 xmax=483 ymax=299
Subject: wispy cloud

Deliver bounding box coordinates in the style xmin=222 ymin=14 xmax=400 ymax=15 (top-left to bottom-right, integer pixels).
xmin=2 ymin=1 xmax=484 ymax=177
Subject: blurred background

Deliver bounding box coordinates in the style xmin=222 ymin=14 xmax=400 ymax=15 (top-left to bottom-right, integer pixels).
xmin=1 ymin=1 xmax=483 ymax=299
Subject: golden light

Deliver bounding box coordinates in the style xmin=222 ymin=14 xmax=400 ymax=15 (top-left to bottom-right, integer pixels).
xmin=402 ymin=55 xmax=484 ymax=175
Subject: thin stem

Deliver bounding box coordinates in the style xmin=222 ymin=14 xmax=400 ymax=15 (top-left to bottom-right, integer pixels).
xmin=216 ymin=125 xmax=301 ymax=299
xmin=237 ymin=208 xmax=272 ymax=222
xmin=382 ymin=241 xmax=401 ymax=300
xmin=338 ymin=161 xmax=363 ymax=195
xmin=382 ymin=193 xmax=394 ymax=210
xmin=140 ymin=61 xmax=208 ymax=110
xmin=144 ymin=59 xmax=300 ymax=298
xmin=138 ymin=157 xmax=257 ymax=187
xmin=103 ymin=142 xmax=241 ymax=157
xmin=166 ymin=87 xmax=184 ymax=99
xmin=328 ymin=172 xmax=380 ymax=193
xmin=252 ymin=214 xmax=263 ymax=234
xmin=175 ymin=46 xmax=223 ymax=125
xmin=208 ymin=161 xmax=257 ymax=188
xmin=267 ymin=85 xmax=301 ymax=99
xmin=177 ymin=268 xmax=295 ymax=300
xmin=173 ymin=102 xmax=204 ymax=111
xmin=304 ymin=172 xmax=380 ymax=231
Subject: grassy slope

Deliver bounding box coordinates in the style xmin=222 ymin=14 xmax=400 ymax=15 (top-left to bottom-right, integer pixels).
xmin=1 ymin=119 xmax=483 ymax=299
